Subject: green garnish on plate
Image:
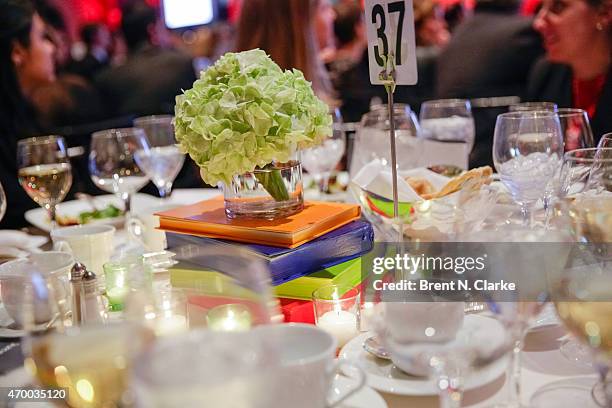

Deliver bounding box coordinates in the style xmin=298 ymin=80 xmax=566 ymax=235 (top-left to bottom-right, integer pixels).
xmin=78 ymin=205 xmax=123 ymax=224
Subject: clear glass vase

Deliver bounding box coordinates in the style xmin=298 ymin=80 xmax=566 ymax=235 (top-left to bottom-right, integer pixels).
xmin=222 ymin=160 xmax=304 ymax=219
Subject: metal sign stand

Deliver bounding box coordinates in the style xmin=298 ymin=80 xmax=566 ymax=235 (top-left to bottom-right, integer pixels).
xmin=379 ymin=54 xmax=402 ymax=245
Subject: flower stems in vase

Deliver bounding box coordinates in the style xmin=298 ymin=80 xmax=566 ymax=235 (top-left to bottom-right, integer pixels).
xmin=255 ymin=165 xmax=290 ymax=202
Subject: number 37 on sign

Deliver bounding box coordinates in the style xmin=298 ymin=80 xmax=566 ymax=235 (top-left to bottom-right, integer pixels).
xmin=364 ymin=0 xmax=418 ymax=86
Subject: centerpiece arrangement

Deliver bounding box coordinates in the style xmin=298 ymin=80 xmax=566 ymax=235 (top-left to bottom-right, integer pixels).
xmin=174 ymin=49 xmax=332 ymax=219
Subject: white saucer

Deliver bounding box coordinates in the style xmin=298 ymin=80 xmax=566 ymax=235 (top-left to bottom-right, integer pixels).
xmin=339 ymin=324 xmax=508 ymax=396
xmin=334 ymin=375 xmax=388 ymax=408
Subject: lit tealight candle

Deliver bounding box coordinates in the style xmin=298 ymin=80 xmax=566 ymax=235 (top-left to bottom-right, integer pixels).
xmin=316 ymin=309 xmax=358 ymax=348
xmin=207 ymin=304 xmax=252 ymax=332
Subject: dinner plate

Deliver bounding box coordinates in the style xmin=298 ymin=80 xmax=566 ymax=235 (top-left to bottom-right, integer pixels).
xmin=339 ymin=330 xmax=508 ymax=396
xmin=24 ymin=189 xmax=220 ymax=232
xmin=334 ymin=374 xmax=387 ymax=408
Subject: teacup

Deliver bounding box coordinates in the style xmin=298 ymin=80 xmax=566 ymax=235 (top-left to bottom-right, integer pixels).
xmin=255 ymin=323 xmax=366 ymax=408
xmin=51 ymin=224 xmax=115 ymax=275
xmin=0 ymin=251 xmax=74 ymax=325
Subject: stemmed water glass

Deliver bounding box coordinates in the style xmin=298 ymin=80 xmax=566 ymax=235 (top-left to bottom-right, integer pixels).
xmin=17 ymin=135 xmax=73 ymax=229
xmin=301 ymin=108 xmax=346 ymax=196
xmin=493 ymin=111 xmax=564 ymax=227
xmin=89 ymin=128 xmax=150 ymax=232
xmin=420 ymin=98 xmax=476 ymax=155
xmin=531 ymin=196 xmax=612 ymax=408
xmin=557 ymin=108 xmax=594 ymax=151
xmin=560 ymin=148 xmax=612 ymax=197
xmin=133 ymin=115 xmax=185 ymax=199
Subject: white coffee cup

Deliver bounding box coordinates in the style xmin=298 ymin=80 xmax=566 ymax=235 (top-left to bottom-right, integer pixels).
xmin=51 ymin=225 xmax=115 ymax=275
xmin=0 ymin=251 xmax=74 ymax=325
xmin=255 ymin=323 xmax=366 ymax=408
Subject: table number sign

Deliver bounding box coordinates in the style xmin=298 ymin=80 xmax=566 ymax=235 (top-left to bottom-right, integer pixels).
xmin=364 ymin=0 xmax=418 ymax=86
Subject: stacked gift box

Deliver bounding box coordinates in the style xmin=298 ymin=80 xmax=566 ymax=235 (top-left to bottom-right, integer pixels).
xmin=155 ymin=197 xmax=374 ymax=323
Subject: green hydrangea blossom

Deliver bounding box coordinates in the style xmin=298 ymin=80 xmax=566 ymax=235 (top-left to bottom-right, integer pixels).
xmin=174 ymin=49 xmax=332 ymax=187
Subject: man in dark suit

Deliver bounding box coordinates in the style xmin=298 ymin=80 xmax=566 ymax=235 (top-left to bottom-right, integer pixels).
xmin=436 ymin=0 xmax=544 ymax=167
xmin=95 ymin=2 xmax=197 ymax=118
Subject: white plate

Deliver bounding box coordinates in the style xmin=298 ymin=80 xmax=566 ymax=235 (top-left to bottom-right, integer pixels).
xmin=334 ymin=374 xmax=387 ymax=408
xmin=339 ymin=330 xmax=507 ymax=396
xmin=24 ymin=189 xmax=220 ymax=232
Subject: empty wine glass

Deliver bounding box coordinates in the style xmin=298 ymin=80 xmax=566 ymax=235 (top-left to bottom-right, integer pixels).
xmin=133 ymin=115 xmax=185 ymax=199
xmin=598 ymin=132 xmax=612 ymax=148
xmin=17 ymin=135 xmax=73 ymax=229
xmin=509 ymin=101 xmax=558 ymax=112
xmin=420 ymin=98 xmax=475 ymax=156
xmin=301 ymin=108 xmax=346 ymax=196
xmin=350 ymin=103 xmax=420 ymax=177
xmin=531 ymin=197 xmax=612 ymax=408
xmin=493 ymin=111 xmax=564 ymax=227
xmin=560 ymin=148 xmax=612 ymax=198
xmin=89 ymin=128 xmax=150 ymax=232
xmin=557 ymin=108 xmax=594 ymax=151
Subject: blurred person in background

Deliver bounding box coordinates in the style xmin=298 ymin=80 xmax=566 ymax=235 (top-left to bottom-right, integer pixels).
xmin=95 ymin=0 xmax=197 ymax=118
xmin=68 ymin=23 xmax=112 ymax=80
xmin=528 ymin=0 xmax=612 ymax=142
xmin=30 ymin=0 xmax=105 ymax=130
xmin=327 ymin=1 xmax=371 ymax=122
xmin=0 ymin=0 xmax=55 ymax=228
xmin=436 ymin=0 xmax=543 ymax=167
xmin=235 ymin=0 xmax=335 ymax=103
xmin=315 ymin=0 xmax=337 ymax=63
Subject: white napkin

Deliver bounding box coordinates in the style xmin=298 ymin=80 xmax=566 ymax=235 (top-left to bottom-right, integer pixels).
xmin=0 ymin=230 xmax=47 ymax=260
xmin=351 ymin=159 xmax=449 ymax=202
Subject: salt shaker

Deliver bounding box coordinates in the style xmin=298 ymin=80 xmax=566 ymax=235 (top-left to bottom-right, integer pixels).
xmin=81 ymin=268 xmax=106 ymax=324
xmin=70 ymin=262 xmax=87 ymax=324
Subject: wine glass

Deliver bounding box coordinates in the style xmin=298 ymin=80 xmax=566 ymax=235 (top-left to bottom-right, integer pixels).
xmin=419 ymin=98 xmax=475 ymax=157
xmin=509 ymin=101 xmax=558 ymax=112
xmin=350 ymin=103 xmax=420 ymax=178
xmin=531 ymin=197 xmax=612 ymax=408
xmin=301 ymin=108 xmax=346 ymax=197
xmin=89 ymin=128 xmax=150 ymax=228
xmin=133 ymin=115 xmax=185 ymax=199
xmin=560 ymin=148 xmax=612 ymax=198
xmin=17 ymin=135 xmax=73 ymax=229
xmin=456 ymin=208 xmax=573 ymax=408
xmin=557 ymin=108 xmax=594 ymax=151
xmin=598 ymin=132 xmax=612 ymax=148
xmin=493 ymin=111 xmax=564 ymax=227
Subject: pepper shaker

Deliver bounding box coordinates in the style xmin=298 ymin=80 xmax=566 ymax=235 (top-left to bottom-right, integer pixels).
xmin=70 ymin=262 xmax=87 ymax=325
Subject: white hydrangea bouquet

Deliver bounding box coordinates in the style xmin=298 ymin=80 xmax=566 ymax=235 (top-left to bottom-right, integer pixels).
xmin=174 ymin=49 xmax=332 ymax=217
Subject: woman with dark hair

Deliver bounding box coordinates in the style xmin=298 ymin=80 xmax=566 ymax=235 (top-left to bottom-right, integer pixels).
xmin=529 ymin=0 xmax=612 ymax=142
xmin=234 ymin=0 xmax=335 ymax=102
xmin=0 ymin=0 xmax=56 ymax=228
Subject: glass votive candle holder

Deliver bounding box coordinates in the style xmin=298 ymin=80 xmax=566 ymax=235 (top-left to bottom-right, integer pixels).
xmin=312 ymin=284 xmax=360 ymax=348
xmin=103 ymin=262 xmax=129 ymax=311
xmin=206 ymin=304 xmax=252 ymax=332
xmin=126 ymin=285 xmax=189 ymax=337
